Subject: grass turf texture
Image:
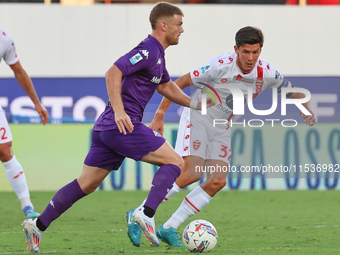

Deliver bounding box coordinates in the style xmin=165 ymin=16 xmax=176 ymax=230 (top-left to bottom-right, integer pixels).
xmin=1 ymin=190 xmax=339 ymax=254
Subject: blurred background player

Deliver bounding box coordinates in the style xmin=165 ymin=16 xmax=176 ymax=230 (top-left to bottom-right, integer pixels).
xmin=0 ymin=29 xmax=49 ymax=219
xmin=132 ymin=26 xmax=316 ymax=247
xmin=22 ymin=2 xmax=212 ymax=253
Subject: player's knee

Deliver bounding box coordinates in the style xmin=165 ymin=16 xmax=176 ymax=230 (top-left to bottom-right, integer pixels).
xmin=0 ymin=146 xmax=13 ymax=162
xmin=173 ymin=154 xmax=184 ymax=170
xmin=81 ymin=184 xmax=97 ymax=195
xmin=78 ymin=178 xmax=100 ymax=195
xmin=208 ymin=178 xmax=226 ymax=192
xmin=176 ymin=167 xmax=201 ymax=188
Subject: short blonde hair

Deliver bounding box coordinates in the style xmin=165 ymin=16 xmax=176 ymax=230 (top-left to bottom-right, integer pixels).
xmin=149 ymin=2 xmax=184 ymax=30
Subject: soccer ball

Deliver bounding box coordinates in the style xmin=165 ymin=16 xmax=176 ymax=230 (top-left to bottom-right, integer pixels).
xmin=182 ymin=219 xmax=218 ymax=253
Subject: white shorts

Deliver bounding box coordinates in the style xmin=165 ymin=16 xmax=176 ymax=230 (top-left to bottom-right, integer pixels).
xmin=175 ymin=107 xmax=231 ymax=165
xmin=0 ymin=106 xmax=13 ymax=144
xmin=174 ymin=107 xmax=191 ymax=157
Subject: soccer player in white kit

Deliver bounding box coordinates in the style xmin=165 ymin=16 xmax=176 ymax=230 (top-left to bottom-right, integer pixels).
xmin=145 ymin=26 xmax=316 ymax=247
xmin=0 ymin=30 xmax=49 ymax=218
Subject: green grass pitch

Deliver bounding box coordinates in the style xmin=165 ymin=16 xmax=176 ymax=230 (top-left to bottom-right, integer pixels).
xmin=1 ymin=190 xmax=339 ymax=254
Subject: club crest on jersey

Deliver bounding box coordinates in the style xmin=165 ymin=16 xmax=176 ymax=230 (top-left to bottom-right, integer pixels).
xmin=140 ymin=49 xmax=149 ymax=59
xmin=193 ymin=140 xmax=201 ymax=150
xmin=129 ymin=53 xmax=143 ymax=65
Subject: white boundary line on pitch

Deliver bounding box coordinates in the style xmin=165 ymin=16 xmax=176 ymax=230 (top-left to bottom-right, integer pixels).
xmin=255 ymin=225 xmax=339 ymax=229
xmin=2 ymin=225 xmax=339 ymax=236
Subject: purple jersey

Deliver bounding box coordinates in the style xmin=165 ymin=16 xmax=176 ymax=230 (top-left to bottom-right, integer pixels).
xmin=94 ymin=35 xmax=170 ymax=131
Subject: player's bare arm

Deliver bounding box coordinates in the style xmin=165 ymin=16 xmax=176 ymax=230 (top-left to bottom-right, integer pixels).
xmin=288 ymin=91 xmax=316 ymax=126
xmin=150 ymin=73 xmax=191 ymax=135
xmin=157 ymin=79 xmax=213 ymax=109
xmin=105 ymin=65 xmax=134 ymax=135
xmin=156 ymin=79 xmax=190 ymax=108
xmin=9 ymin=61 xmax=49 ymax=125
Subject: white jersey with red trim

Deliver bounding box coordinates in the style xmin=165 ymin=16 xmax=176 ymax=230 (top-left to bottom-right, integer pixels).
xmin=189 ymin=52 xmax=293 ymax=120
xmin=0 ymin=30 xmax=19 ymax=66
xmin=0 ymin=30 xmax=18 ymax=139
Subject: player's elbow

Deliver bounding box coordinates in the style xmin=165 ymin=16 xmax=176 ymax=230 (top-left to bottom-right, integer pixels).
xmin=105 ymin=65 xmax=122 ymax=81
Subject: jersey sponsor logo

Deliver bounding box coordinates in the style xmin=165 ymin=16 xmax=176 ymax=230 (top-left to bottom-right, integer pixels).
xmin=229 ymin=57 xmax=233 ymax=62
xmin=157 ymin=58 xmax=161 ymax=65
xmin=221 ymin=78 xmax=228 ymax=83
xmin=259 ymin=60 xmax=262 ymax=65
xmin=187 ymin=124 xmax=192 ymax=128
xmin=233 ymin=74 xmax=254 ymax=83
xmin=150 ymin=75 xmax=163 ymax=84
xmin=218 ymin=59 xmax=224 ymax=64
xmin=267 ymin=64 xmax=270 ymax=70
xmin=2 ymin=31 xmax=6 ymax=36
xmin=200 ymin=65 xmax=211 ymax=74
xmin=193 ymin=70 xmax=200 ymax=77
xmin=184 ymin=146 xmax=189 ymax=151
xmin=193 ymin=140 xmax=201 ymax=150
xmin=185 ymin=135 xmax=190 ymax=139
xmin=129 ymin=53 xmax=143 ymax=65
xmin=140 ymin=49 xmax=149 ymax=59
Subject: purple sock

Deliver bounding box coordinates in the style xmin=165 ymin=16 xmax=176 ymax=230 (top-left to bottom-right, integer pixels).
xmin=38 ymin=179 xmax=87 ymax=229
xmin=144 ymin=164 xmax=181 ymax=212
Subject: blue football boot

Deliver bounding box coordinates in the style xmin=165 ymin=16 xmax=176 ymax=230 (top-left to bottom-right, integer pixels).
xmin=125 ymin=209 xmax=142 ymax=247
xmin=23 ymin=206 xmax=40 ymax=219
xmin=156 ymin=224 xmax=184 ymax=247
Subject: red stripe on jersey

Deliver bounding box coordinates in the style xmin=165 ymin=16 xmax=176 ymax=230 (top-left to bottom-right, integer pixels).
xmin=257 ymin=65 xmax=263 ymax=79
xmin=185 ymin=197 xmax=200 ymax=212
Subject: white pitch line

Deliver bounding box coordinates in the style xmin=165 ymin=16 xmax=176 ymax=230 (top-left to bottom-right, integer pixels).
xmin=255 ymin=225 xmax=339 ymax=229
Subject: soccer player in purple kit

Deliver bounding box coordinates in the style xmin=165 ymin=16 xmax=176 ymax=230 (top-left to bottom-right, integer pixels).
xmin=22 ymin=2 xmax=211 ymax=253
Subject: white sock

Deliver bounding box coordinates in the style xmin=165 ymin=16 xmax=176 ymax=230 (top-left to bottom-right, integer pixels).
xmin=3 ymin=155 xmax=32 ymax=210
xmin=163 ymin=182 xmax=181 ymax=202
xmin=139 ymin=199 xmax=146 ymax=209
xmin=163 ymin=186 xmax=212 ymax=230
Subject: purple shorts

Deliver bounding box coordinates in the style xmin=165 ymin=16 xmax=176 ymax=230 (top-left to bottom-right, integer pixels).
xmin=84 ymin=122 xmax=166 ymax=171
